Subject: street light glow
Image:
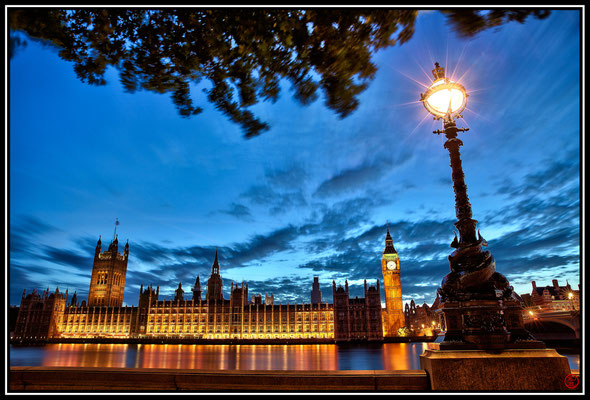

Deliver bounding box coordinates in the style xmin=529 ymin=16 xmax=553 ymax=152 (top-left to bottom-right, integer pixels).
xmin=420 ymin=62 xmax=468 ymax=119
xmin=422 ymin=78 xmax=467 ymax=118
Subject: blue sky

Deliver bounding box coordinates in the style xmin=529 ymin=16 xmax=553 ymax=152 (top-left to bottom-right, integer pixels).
xmin=8 ymin=9 xmax=582 ymax=308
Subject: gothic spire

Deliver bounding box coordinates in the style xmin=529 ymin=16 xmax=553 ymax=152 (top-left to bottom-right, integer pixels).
xmin=212 ymin=249 xmax=220 ymax=274
xmin=383 ymin=223 xmax=397 ymax=254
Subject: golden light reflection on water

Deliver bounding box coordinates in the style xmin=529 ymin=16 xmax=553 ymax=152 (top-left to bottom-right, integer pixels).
xmin=143 ymin=343 xmax=337 ymax=370
xmin=42 ymin=343 xmax=130 ymax=368
xmin=382 ymin=342 xmax=428 ymax=370
xmin=12 ymin=343 xmax=579 ymax=371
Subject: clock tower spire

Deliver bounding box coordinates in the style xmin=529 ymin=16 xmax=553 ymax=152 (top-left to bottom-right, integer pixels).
xmin=381 ymin=223 xmax=404 ymax=336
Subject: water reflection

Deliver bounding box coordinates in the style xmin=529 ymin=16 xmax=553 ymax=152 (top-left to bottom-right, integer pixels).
xmin=138 ymin=343 xmax=338 ymax=370
xmin=40 ymin=343 xmax=130 ymax=368
xmin=382 ymin=342 xmax=428 ymax=370
xmin=9 ymin=343 xmax=579 ymax=371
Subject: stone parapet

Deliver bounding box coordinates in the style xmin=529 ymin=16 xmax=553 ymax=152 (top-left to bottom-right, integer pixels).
xmin=420 ymin=348 xmax=574 ymax=391
xmin=9 ymin=367 xmax=429 ymax=392
xmin=9 ymin=366 xmax=580 ymax=392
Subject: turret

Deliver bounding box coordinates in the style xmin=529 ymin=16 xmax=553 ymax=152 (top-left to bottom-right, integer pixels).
xmin=95 ymin=236 xmax=102 ymax=258
xmin=206 ymin=250 xmax=224 ymax=303
xmin=192 ymin=275 xmax=202 ymax=301
xmin=70 ymin=291 xmax=78 ymax=307
xmin=174 ymin=282 xmax=184 ymax=302
xmin=311 ymin=276 xmax=322 ymax=304
xmin=212 ymin=249 xmax=220 ymax=275
xmin=108 ymin=236 xmax=119 ymax=253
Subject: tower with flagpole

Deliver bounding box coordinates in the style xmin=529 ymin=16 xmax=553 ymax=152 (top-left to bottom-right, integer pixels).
xmin=87 ymin=219 xmax=129 ymax=307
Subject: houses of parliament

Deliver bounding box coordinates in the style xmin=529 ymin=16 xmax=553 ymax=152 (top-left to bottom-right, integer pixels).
xmin=13 ymin=226 xmax=404 ymax=342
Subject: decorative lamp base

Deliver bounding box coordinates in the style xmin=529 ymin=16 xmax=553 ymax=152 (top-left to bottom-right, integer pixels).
xmin=420 ymin=348 xmax=573 ymax=391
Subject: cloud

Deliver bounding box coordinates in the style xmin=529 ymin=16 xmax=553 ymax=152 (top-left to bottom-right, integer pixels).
xmin=240 ymin=184 xmax=307 ymax=215
xmin=264 ymin=164 xmax=308 ymax=189
xmin=313 ymin=152 xmax=413 ymax=198
xmin=314 ymin=161 xmax=389 ymax=198
xmin=217 ymin=202 xmax=253 ymax=221
xmin=495 ymin=147 xmax=579 ymax=199
xmin=243 ymin=276 xmax=313 ymax=303
xmin=226 ymin=225 xmax=300 ymax=265
xmin=10 ymin=215 xmax=60 ymax=256
xmin=38 ymin=246 xmax=93 ymax=273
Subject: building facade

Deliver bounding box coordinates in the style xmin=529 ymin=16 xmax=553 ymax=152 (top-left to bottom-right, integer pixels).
xmin=404 ymin=299 xmax=439 ymax=334
xmin=14 ymin=228 xmax=396 ymax=342
xmin=87 ymin=236 xmax=129 ymax=307
xmin=381 ymin=225 xmax=404 ymax=336
xmin=14 ymin=288 xmax=67 ymax=340
xmin=529 ymin=280 xmax=580 ymax=312
xmin=14 ymin=243 xmax=335 ymax=341
xmin=332 ymin=279 xmax=383 ymax=341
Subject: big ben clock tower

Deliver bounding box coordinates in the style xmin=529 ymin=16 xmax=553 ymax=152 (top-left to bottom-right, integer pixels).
xmin=381 ymin=224 xmax=404 ymax=336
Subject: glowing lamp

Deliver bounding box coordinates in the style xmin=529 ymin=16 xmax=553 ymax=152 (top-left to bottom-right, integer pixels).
xmin=421 ymin=62 xmax=467 ymax=118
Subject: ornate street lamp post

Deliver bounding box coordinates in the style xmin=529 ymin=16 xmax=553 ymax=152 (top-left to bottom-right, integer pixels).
xmin=420 ymin=63 xmax=542 ymax=350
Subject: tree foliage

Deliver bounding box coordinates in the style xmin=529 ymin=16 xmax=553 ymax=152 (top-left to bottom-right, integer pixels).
xmin=442 ymin=9 xmax=551 ymax=37
xmin=9 ymin=8 xmax=550 ymax=138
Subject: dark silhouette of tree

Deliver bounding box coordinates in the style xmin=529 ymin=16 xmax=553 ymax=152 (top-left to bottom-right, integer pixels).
xmin=442 ymin=9 xmax=551 ymax=37
xmin=9 ymin=8 xmax=550 ymax=138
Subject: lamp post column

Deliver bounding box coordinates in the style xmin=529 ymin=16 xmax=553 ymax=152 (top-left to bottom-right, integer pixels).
xmin=439 ymin=116 xmax=478 ymax=247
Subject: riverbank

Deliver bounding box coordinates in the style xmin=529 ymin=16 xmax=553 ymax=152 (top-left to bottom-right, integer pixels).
xmin=9 ymin=366 xmax=430 ymax=391
xmin=9 ymin=366 xmax=580 ymax=392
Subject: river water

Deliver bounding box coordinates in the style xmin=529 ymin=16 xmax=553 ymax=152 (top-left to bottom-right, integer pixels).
xmin=9 ymin=343 xmax=580 ymax=371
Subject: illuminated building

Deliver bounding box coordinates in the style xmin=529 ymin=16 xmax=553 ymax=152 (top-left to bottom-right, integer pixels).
xmin=265 ymin=293 xmax=275 ymax=306
xmin=14 ymin=241 xmax=335 ymax=341
xmin=252 ymin=294 xmax=263 ymax=305
xmin=206 ymin=250 xmax=223 ymax=303
xmin=191 ymin=275 xmax=201 ymax=301
xmin=530 ymin=280 xmax=580 ymax=312
xmin=13 ymin=227 xmax=396 ymax=342
xmin=381 ymin=224 xmax=404 ymax=336
xmin=332 ymin=279 xmax=383 ymax=341
xmin=404 ymin=299 xmax=439 ymax=334
xmin=87 ymin=235 xmax=129 ymax=307
xmin=14 ymin=288 xmax=67 ymax=340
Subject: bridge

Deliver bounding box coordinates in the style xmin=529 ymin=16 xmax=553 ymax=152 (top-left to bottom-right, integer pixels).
xmin=523 ymin=310 xmax=581 ymax=340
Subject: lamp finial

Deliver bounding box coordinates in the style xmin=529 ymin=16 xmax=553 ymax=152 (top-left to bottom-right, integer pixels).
xmin=432 ymin=62 xmax=445 ymax=80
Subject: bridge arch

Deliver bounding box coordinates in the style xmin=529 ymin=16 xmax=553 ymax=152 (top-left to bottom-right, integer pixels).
xmin=524 ymin=320 xmax=579 ymax=340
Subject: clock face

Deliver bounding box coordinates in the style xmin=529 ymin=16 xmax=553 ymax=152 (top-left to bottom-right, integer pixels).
xmin=387 ymin=260 xmax=396 ymax=270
